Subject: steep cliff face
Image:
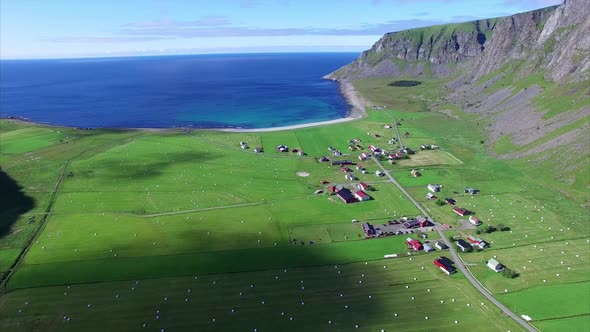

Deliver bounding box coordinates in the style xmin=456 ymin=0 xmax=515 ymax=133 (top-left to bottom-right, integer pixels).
xmin=329 ymin=0 xmax=589 ymax=84
xmin=327 ymin=20 xmax=499 ymax=80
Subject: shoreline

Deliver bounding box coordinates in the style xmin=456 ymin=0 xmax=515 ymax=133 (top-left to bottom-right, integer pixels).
xmin=1 ymin=79 xmax=368 ymax=133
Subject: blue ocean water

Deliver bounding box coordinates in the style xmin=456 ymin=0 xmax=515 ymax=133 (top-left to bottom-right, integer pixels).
xmin=0 ymin=53 xmax=359 ymax=129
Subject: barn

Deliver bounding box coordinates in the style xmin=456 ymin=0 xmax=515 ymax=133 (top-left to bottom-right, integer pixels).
xmin=336 ymin=188 xmax=356 ymax=204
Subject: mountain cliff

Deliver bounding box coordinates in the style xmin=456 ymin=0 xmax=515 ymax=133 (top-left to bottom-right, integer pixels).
xmin=327 ymin=0 xmax=589 ymax=192
xmin=327 ymin=0 xmax=589 ymax=84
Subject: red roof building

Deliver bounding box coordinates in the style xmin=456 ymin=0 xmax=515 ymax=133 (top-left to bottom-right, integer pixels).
xmin=357 ymin=182 xmax=369 ymax=191
xmin=354 ymin=190 xmax=370 ymax=201
xmin=406 ymin=238 xmax=423 ymax=251
xmin=433 ymin=257 xmax=456 ymax=275
xmin=453 ymin=207 xmax=470 ymax=217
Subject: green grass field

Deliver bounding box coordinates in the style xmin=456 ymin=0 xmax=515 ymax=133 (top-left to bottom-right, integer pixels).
xmin=0 ymin=75 xmax=588 ymax=331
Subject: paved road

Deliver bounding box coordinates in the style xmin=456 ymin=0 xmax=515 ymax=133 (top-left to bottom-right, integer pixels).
xmin=370 ymin=117 xmax=537 ymax=332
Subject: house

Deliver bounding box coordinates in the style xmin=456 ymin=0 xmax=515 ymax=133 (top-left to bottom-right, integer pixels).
xmin=362 ymin=222 xmax=376 ymax=237
xmin=355 ymin=165 xmax=363 ymax=171
xmin=433 ymin=257 xmax=456 ymax=275
xmin=333 ymin=150 xmax=342 ymax=156
xmin=427 ymin=184 xmax=442 ymax=192
xmin=416 ymin=215 xmax=431 ymax=227
xmin=456 ymin=239 xmax=473 ymax=252
xmin=388 ymin=138 xmax=397 ymax=145
xmin=358 ymin=152 xmax=370 ymax=161
xmin=319 ymin=156 xmax=330 ymax=162
xmin=297 ymin=150 xmax=305 ymax=156
xmin=434 ymin=241 xmax=448 ymax=250
xmin=368 ymin=145 xmax=381 ymax=153
xmin=410 ymin=169 xmax=421 ymax=177
xmin=253 ymin=147 xmax=263 ymax=153
xmin=445 ymin=198 xmax=456 ymax=205
xmin=406 ymin=238 xmax=423 ymax=251
xmin=402 ymin=148 xmax=415 ymax=155
xmin=403 ymin=219 xmax=421 ymax=229
xmin=426 ymin=192 xmax=437 ymax=200
xmin=453 ymin=207 xmax=470 ymax=217
xmin=341 ymin=167 xmax=352 ymax=173
xmin=423 ymin=243 xmax=435 ymax=253
xmin=384 ymin=124 xmax=392 ymax=129
xmin=276 ymin=145 xmax=288 ymax=152
xmin=464 ymin=187 xmax=480 ymax=195
xmin=331 ymin=160 xmax=346 ymax=166
xmin=357 ymin=182 xmax=370 ymax=191
xmin=375 ymin=170 xmax=384 ymax=177
xmin=345 ymin=174 xmax=357 ymax=181
xmin=467 ymin=235 xmax=488 ymax=249
xmin=336 ymin=188 xmax=356 ymax=204
xmin=354 ymin=190 xmax=371 ymax=201
xmin=487 ymin=258 xmax=504 ymax=272
xmin=240 ymin=141 xmax=249 ymax=149
xmin=469 ymin=216 xmax=481 ymax=226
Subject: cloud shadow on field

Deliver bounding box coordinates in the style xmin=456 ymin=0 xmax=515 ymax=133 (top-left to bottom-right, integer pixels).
xmin=0 ymin=169 xmax=35 ymax=239
xmin=71 ymin=151 xmax=220 ymax=181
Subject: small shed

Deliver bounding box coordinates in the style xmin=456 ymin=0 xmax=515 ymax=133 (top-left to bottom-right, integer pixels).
xmin=464 ymin=187 xmax=480 ymax=195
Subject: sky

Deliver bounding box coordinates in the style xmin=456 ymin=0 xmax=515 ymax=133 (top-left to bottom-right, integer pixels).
xmin=0 ymin=0 xmax=562 ymax=59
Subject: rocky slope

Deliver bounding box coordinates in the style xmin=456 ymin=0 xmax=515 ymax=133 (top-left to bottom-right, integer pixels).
xmin=327 ymin=0 xmax=589 ymax=83
xmin=327 ymin=0 xmax=589 ymax=190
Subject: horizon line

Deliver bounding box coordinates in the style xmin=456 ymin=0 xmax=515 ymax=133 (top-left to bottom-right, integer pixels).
xmin=0 ymin=50 xmax=364 ymax=61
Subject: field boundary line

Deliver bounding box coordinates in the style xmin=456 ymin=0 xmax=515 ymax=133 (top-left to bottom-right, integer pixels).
xmin=136 ymin=202 xmax=265 ymax=217
xmin=0 ymin=161 xmax=70 ymax=293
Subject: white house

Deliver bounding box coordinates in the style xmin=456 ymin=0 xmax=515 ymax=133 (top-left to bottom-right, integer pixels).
xmin=469 ymin=216 xmax=481 ymax=226
xmin=487 ymin=258 xmax=504 ymax=272
xmin=427 ymin=184 xmax=442 ymax=192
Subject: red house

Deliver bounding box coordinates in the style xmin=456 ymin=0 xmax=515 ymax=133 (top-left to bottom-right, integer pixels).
xmin=406 ymin=238 xmax=423 ymax=251
xmin=433 ymin=257 xmax=456 ymax=275
xmin=354 ymin=190 xmax=371 ymax=201
xmin=453 ymin=207 xmax=470 ymax=217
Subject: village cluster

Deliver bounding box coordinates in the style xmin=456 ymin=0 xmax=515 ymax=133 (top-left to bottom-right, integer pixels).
xmin=237 ymin=126 xmax=510 ymax=279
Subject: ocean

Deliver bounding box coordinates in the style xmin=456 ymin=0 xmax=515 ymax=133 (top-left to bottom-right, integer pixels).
xmin=0 ymin=53 xmax=359 ymax=129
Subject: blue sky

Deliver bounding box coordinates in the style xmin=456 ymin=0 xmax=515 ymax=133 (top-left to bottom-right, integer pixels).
xmin=1 ymin=0 xmax=562 ymax=59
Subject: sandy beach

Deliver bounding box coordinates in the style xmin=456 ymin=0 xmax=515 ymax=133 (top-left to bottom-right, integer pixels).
xmin=220 ymin=79 xmax=367 ymax=133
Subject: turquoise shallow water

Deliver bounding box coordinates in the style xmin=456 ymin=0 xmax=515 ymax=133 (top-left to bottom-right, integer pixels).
xmin=0 ymin=53 xmax=358 ymax=129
